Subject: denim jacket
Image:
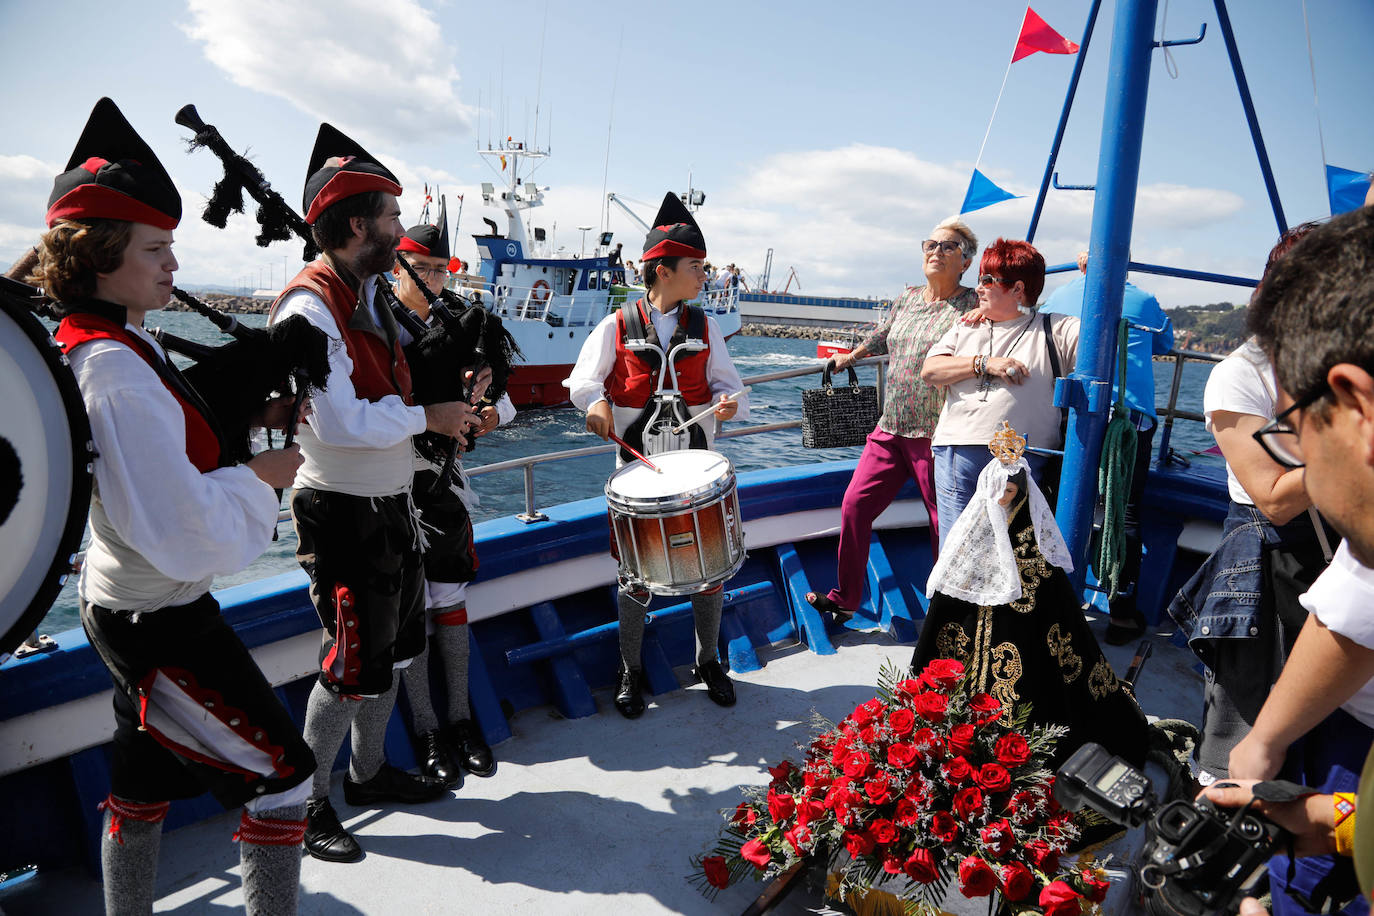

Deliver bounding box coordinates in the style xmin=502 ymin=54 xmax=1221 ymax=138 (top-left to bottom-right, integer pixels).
xmin=1168 ymin=502 xmax=1324 ymax=666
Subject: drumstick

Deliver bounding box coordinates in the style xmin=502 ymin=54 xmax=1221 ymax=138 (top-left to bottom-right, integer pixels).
xmin=608 ymin=431 xmax=661 ymax=472
xmin=670 ymin=387 xmax=751 ymax=435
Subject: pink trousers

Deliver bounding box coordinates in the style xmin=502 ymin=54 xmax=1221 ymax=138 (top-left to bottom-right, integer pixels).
xmin=825 ymin=429 xmax=939 ymax=612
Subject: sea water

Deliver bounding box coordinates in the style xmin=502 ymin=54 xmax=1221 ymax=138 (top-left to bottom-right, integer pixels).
xmin=34 ymin=310 xmax=1218 ymax=634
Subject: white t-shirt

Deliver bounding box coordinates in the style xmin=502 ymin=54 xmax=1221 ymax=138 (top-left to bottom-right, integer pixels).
xmin=1300 ymin=540 xmax=1374 ymax=729
xmin=1202 ymin=340 xmax=1277 ymax=506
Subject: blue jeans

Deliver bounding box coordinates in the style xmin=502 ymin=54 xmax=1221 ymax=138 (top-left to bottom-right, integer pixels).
xmin=932 ymin=445 xmax=1048 ymax=547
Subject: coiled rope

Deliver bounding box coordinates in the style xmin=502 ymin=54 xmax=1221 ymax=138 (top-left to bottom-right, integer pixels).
xmin=1096 ymin=319 xmax=1136 ymax=599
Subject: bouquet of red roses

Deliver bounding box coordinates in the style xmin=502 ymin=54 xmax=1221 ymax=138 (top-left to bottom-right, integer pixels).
xmin=690 ymin=659 xmax=1110 ymax=915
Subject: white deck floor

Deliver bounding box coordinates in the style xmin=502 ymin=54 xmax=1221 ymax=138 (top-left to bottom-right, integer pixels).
xmin=0 ymin=620 xmax=1203 ymax=916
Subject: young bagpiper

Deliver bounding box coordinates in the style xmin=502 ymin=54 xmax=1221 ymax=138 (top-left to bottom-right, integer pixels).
xmin=390 ymin=205 xmax=510 ymax=784
xmin=563 ymin=193 xmax=749 ymax=718
xmin=40 ymin=98 xmax=315 ymax=914
xmin=269 ymin=125 xmax=478 ymax=862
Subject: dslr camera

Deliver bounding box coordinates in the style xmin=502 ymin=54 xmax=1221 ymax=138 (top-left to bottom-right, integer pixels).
xmin=1055 ymin=742 xmax=1288 ymax=916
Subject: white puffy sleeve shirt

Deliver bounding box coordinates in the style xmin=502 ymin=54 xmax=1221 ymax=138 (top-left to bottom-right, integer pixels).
xmin=70 ymin=324 xmax=280 ymax=610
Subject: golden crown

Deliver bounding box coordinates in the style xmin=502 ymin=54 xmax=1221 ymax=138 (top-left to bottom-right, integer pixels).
xmin=988 ymin=421 xmax=1026 ymax=466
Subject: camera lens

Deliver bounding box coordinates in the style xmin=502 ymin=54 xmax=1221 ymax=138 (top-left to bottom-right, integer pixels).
xmin=1239 ymin=816 xmax=1263 ymax=839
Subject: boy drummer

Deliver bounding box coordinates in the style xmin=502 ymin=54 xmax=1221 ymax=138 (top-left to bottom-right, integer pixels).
xmin=563 ymin=192 xmax=749 ymax=718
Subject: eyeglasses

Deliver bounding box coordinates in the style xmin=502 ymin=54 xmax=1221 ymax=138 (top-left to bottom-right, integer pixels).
xmin=978 ymin=275 xmax=1011 ymax=287
xmin=922 ymin=239 xmax=963 ymax=254
xmin=408 ymin=264 xmax=448 ymax=280
xmin=1251 ymin=383 xmax=1329 ymax=469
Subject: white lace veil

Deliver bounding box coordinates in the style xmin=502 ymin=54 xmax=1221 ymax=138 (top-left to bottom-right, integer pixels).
xmin=925 ymin=455 xmax=1073 ymax=606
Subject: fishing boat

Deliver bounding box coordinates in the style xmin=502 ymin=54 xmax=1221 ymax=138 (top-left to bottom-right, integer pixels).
xmin=459 ymin=143 xmax=741 ymax=408
xmin=0 ymin=0 xmax=1347 ymax=911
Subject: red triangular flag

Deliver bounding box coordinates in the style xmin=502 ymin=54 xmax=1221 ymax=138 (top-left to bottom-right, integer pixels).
xmin=1012 ymin=7 xmax=1080 ymax=62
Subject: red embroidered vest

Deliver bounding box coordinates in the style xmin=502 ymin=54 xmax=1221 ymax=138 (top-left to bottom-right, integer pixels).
xmin=606 ymin=299 xmax=711 ymax=408
xmin=272 ymin=261 xmax=413 ymax=404
xmin=55 ymin=313 xmax=222 ymax=472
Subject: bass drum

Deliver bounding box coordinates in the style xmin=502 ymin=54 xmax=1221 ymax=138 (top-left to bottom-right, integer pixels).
xmin=0 ymin=288 xmax=93 ymax=655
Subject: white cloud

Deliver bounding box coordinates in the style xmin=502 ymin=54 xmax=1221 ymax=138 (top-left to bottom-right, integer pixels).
xmin=180 ymin=0 xmax=473 ymax=147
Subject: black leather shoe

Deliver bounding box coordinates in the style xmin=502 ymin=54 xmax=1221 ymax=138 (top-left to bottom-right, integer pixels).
xmin=694 ymin=660 xmax=736 ymax=707
xmin=614 ymin=664 xmax=645 ymax=719
xmin=449 ymin=719 xmax=495 ymax=777
xmin=304 ymin=798 xmax=362 ymax=863
xmin=416 ymin=730 xmax=462 ymax=787
xmin=1104 ymin=608 xmax=1147 ymax=646
xmin=343 ymin=763 xmax=447 ymax=806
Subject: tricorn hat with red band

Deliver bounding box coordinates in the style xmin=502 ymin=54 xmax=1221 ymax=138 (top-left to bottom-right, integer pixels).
xmin=302 ymin=123 xmax=402 ymax=225
xmin=397 ymin=196 xmax=451 ymax=259
xmin=642 ymin=191 xmax=706 ymax=260
xmin=46 ymin=98 xmax=181 ymax=230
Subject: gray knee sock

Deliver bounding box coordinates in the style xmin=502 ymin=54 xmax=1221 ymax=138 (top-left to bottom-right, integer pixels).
xmin=692 ymin=591 xmax=724 ymax=667
xmin=348 ymin=679 xmax=399 ymax=783
xmin=434 ymin=622 xmax=471 ymax=723
xmin=238 ymin=804 xmax=305 ymax=916
xmin=617 ymin=590 xmax=648 ymax=669
xmin=302 ymin=680 xmax=360 ymax=798
xmin=100 ymin=798 xmax=164 ymax=916
xmin=401 ymin=642 xmax=440 ymax=734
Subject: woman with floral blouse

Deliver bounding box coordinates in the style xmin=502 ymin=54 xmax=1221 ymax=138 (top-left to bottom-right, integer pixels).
xmin=806 ymin=218 xmax=979 ymax=620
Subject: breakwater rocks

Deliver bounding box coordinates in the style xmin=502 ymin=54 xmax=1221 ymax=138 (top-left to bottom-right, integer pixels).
xmin=739 ymin=323 xmax=866 ymax=341
xmin=170 ymin=293 xmax=273 ymax=315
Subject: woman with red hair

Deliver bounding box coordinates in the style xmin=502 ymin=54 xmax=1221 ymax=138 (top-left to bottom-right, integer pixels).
xmin=921 ymin=238 xmax=1079 ymax=544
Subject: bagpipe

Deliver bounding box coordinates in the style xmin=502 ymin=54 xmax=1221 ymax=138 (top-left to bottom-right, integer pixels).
xmin=179 ymin=106 xmax=521 ymax=486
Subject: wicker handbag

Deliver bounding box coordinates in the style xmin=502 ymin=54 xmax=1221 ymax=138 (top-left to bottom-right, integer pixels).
xmin=802 ymin=363 xmax=880 ymax=448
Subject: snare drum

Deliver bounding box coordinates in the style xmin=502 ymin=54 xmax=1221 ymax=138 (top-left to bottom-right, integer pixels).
xmin=605 ymin=449 xmax=745 ymax=596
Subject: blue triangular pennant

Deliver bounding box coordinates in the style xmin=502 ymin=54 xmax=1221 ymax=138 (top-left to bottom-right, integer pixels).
xmin=960 ymin=168 xmax=1021 ymax=214
xmin=1326 ymin=164 xmax=1371 ymax=216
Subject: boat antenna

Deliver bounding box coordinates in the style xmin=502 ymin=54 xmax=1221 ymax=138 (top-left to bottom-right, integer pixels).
xmin=600 ymin=25 xmax=625 ymax=235
xmin=532 ymin=3 xmax=548 ymax=150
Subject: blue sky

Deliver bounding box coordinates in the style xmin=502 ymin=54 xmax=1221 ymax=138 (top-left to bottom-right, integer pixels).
xmin=2 ymin=0 xmax=1370 ymax=307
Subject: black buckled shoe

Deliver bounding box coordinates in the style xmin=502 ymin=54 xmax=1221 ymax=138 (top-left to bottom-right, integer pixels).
xmin=449 ymin=719 xmax=495 ymax=777
xmin=416 ymin=729 xmax=462 ymax=788
xmin=343 ymin=763 xmax=447 ymax=807
xmin=694 ymin=660 xmax=736 ymax=707
xmin=614 ymin=664 xmax=645 ymax=719
xmin=304 ymin=798 xmax=362 ymax=863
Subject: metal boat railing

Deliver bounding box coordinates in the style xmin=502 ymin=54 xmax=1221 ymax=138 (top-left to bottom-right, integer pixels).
xmin=1154 ymin=347 xmax=1225 ymax=463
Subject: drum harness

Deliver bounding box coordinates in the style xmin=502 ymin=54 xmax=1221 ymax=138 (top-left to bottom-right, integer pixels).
xmin=618 ymin=300 xmax=711 ymax=461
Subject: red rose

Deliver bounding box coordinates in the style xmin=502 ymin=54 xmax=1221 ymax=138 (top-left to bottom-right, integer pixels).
xmin=958 ymin=855 xmax=998 ymax=898
xmin=796 ymin=798 xmax=826 ymax=827
xmin=947 ymin=723 xmax=978 ymax=757
xmin=882 ymin=854 xmax=904 ymax=875
xmin=979 ymin=818 xmax=1014 ymax=857
xmin=911 ymin=727 xmax=945 ymax=761
xmin=969 ymin=693 xmax=1003 ymax=723
xmin=804 ymin=767 xmax=833 ymax=792
xmin=1039 ymin=879 xmax=1084 ymax=916
xmin=975 ymin=763 xmax=1011 ymax=793
xmin=784 ymin=823 xmax=813 ymax=855
xmin=1047 ymin=811 xmax=1076 ymax=838
xmin=859 ymin=725 xmax=880 ymax=745
xmin=904 ymin=846 xmax=940 ymax=884
xmin=1079 ymin=869 xmax=1110 ymax=903
xmin=703 ymin=855 xmax=730 ymax=889
xmin=732 ymin=803 xmax=757 ymax=827
xmin=921 ymin=658 xmax=966 ymax=690
xmin=941 ymin=756 xmax=973 ymax=784
xmin=740 ymin=838 xmax=772 ymax=869
xmin=930 ymin=811 xmax=960 ymax=843
xmin=1026 ymin=840 xmax=1060 ymax=874
xmin=768 ymin=791 xmax=796 ymax=824
xmin=865 ymin=777 xmax=891 ymax=805
xmin=887 ymin=707 xmax=916 ymax=736
xmin=851 ymin=699 xmax=881 ymax=727
xmin=831 ymin=739 xmax=852 ymax=767
xmin=895 ymin=797 xmax=920 ymax=826
xmin=912 ymin=691 xmax=949 ymax=724
xmin=1006 ymin=790 xmax=1042 ymax=824
xmin=887 ymin=742 xmax=917 ymax=769
xmin=842 ymin=750 xmax=873 ymax=779
xmin=843 ymin=830 xmax=875 ymax=858
xmin=768 ymin=760 xmax=797 ymax=786
xmin=869 ymin=818 xmax=899 ymax=845
xmin=994 ymin=733 xmax=1032 ymax=767
xmin=952 ymin=786 xmax=985 ymax=821
xmin=999 ymin=861 xmax=1035 ymax=901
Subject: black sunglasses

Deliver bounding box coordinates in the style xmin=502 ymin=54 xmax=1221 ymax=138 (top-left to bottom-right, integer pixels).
xmin=1251 ymin=382 xmax=1330 ymax=469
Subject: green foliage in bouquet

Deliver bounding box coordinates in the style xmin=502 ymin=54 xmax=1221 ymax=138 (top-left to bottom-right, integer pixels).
xmin=690 ymin=659 xmax=1112 ymax=915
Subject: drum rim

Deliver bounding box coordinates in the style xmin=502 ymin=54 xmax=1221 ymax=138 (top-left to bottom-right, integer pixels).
xmin=0 ymin=297 xmax=94 ymax=656
xmin=604 ymin=448 xmax=735 ymax=510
